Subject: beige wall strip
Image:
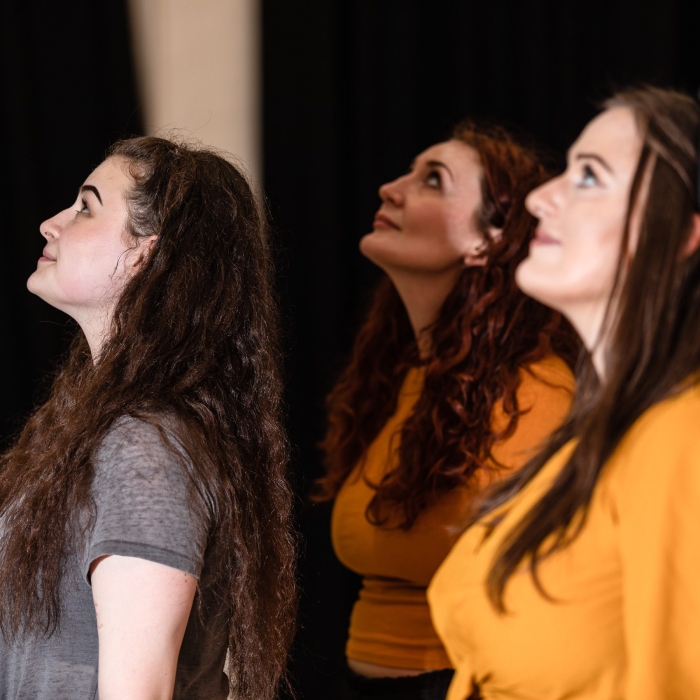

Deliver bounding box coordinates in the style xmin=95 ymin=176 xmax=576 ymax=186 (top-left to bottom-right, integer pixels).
xmin=128 ymin=0 xmax=261 ymax=184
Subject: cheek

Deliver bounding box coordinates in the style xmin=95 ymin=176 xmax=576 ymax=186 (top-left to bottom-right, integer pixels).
xmin=517 ymin=219 xmax=623 ymax=306
xmin=55 ymin=234 xmax=130 ymax=304
xmin=405 ymin=201 xmax=449 ymax=238
xmin=399 ymin=205 xmax=476 ymax=264
xmin=361 ymin=209 xmax=460 ymax=273
xmin=361 ymin=199 xmax=481 ymax=275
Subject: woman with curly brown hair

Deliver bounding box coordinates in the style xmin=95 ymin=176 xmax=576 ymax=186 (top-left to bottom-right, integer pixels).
xmin=315 ymin=123 xmax=579 ymax=700
xmin=0 ymin=137 xmax=296 ymax=700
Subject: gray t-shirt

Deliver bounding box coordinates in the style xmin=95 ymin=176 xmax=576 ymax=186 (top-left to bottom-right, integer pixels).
xmin=0 ymin=417 xmax=230 ymax=700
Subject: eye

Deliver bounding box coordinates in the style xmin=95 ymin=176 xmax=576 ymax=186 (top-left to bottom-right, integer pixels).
xmin=77 ymin=199 xmax=89 ymax=215
xmin=425 ymin=170 xmax=442 ymax=188
xmin=577 ymin=164 xmax=599 ymax=188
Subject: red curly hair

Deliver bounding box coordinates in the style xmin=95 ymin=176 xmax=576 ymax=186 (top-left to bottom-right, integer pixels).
xmin=315 ymin=123 xmax=579 ymax=529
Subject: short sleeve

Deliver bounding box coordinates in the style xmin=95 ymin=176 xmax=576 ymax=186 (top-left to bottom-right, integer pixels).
xmin=82 ymin=417 xmax=210 ymax=584
xmin=612 ymin=392 xmax=700 ymax=699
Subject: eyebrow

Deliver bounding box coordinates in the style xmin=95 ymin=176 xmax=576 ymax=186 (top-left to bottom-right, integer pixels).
xmin=425 ymin=160 xmax=453 ymax=177
xmin=79 ymin=184 xmax=102 ymax=204
xmin=573 ymin=152 xmax=614 ymax=174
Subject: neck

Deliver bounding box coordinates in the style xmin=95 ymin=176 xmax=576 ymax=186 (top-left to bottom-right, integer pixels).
xmin=562 ymin=301 xmax=609 ymax=379
xmin=385 ymin=268 xmax=463 ymax=359
xmin=72 ymin=306 xmax=113 ymax=363
xmin=590 ymin=344 xmax=606 ymax=380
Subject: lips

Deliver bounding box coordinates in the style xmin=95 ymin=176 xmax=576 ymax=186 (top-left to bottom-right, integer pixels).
xmin=40 ymin=248 xmax=57 ymax=261
xmin=373 ymin=212 xmax=400 ymax=230
xmin=531 ymin=228 xmax=560 ymax=245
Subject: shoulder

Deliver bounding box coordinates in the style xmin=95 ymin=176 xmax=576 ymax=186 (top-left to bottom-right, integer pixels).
xmin=490 ymin=355 xmax=574 ymax=431
xmin=93 ymin=416 xmax=193 ymax=496
xmin=619 ymin=383 xmax=700 ymax=455
xmin=522 ymin=354 xmax=576 ymax=394
xmin=86 ymin=416 xmax=210 ymax=581
xmin=608 ymin=382 xmax=700 ymax=498
xmin=98 ymin=415 xmax=172 ymax=456
xmin=488 ymin=357 xmax=574 ymax=473
xmin=508 ymin=354 xmax=575 ymax=416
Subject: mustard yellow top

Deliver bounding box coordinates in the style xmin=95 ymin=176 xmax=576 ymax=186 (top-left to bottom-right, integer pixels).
xmin=428 ymin=381 xmax=700 ymax=700
xmin=332 ymin=356 xmax=574 ymax=670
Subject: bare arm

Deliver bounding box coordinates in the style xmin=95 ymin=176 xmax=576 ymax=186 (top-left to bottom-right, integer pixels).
xmin=91 ymin=554 xmax=197 ymax=700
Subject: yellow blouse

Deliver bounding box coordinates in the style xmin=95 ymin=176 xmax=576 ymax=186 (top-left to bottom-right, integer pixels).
xmin=332 ymin=356 xmax=574 ymax=670
xmin=428 ymin=381 xmax=700 ymax=700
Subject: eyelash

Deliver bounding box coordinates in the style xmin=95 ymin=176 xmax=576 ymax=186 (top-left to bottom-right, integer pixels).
xmin=577 ymin=164 xmax=599 ymax=188
xmin=77 ymin=199 xmax=89 ymax=214
xmin=425 ymin=170 xmax=441 ymax=188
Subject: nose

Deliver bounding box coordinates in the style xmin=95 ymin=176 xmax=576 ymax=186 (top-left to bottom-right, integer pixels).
xmin=40 ymin=209 xmax=69 ymax=241
xmin=525 ymin=175 xmax=561 ymax=220
xmin=378 ymin=174 xmax=406 ymax=207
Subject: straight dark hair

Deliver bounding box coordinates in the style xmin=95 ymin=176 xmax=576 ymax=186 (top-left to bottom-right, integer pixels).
xmin=475 ymin=87 xmax=700 ymax=612
xmin=0 ymin=137 xmax=296 ymax=699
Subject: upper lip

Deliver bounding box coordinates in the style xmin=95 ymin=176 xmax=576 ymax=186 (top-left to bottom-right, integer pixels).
xmin=41 ymin=248 xmax=56 ymax=261
xmin=533 ymin=228 xmax=560 ymax=244
xmin=373 ymin=212 xmax=400 ymax=230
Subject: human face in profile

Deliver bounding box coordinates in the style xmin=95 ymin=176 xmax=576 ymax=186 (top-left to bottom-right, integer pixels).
xmin=516 ymin=107 xmax=644 ymax=351
xmin=27 ymin=157 xmax=152 ymax=353
xmin=360 ymin=140 xmax=489 ymax=277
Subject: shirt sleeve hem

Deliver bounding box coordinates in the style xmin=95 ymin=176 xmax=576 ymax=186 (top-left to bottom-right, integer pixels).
xmin=83 ymin=539 xmax=202 ymax=585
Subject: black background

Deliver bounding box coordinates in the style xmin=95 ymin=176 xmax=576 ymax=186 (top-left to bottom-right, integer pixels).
xmin=2 ymin=2 xmax=700 ymax=698
xmin=1 ymin=0 xmax=142 ymax=444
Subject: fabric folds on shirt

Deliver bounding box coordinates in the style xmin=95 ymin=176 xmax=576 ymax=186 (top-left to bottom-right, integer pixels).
xmin=332 ymin=356 xmax=574 ymax=670
xmin=429 ymin=381 xmax=700 ymax=700
xmin=0 ymin=417 xmax=229 ymax=700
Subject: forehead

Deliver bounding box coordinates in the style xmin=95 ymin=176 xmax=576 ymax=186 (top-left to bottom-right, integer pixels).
xmin=571 ymin=107 xmax=643 ymax=172
xmin=84 ymin=157 xmax=133 ymax=197
xmin=416 ymin=140 xmax=481 ymax=175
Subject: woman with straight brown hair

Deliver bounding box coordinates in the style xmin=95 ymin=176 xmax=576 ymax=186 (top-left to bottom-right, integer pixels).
xmin=315 ymin=123 xmax=579 ymax=700
xmin=429 ymin=86 xmax=700 ymax=700
xmin=0 ymin=137 xmax=296 ymax=700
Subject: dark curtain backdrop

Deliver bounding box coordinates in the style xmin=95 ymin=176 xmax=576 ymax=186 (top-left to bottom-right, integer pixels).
xmin=2 ymin=2 xmax=700 ymax=699
xmin=262 ymin=2 xmax=700 ymax=698
xmin=0 ymin=0 xmax=142 ymax=447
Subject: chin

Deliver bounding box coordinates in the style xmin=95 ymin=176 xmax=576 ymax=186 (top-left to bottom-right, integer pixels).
xmin=515 ymin=257 xmax=559 ymax=309
xmin=26 ymin=274 xmax=58 ymax=310
xmin=26 ymin=270 xmax=41 ymax=295
xmin=359 ymin=231 xmax=398 ymax=269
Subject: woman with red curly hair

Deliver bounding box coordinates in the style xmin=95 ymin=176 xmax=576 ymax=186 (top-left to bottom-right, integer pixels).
xmin=315 ymin=123 xmax=579 ymax=700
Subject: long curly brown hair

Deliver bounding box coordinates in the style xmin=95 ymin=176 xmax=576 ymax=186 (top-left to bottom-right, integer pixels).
xmin=0 ymin=137 xmax=296 ymax=699
xmin=315 ymin=123 xmax=579 ymax=529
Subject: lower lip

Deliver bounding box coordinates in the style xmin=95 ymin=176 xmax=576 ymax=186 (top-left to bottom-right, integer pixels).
xmin=373 ymin=218 xmax=399 ymax=230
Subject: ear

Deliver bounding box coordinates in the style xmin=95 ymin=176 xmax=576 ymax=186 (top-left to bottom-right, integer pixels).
xmin=127 ymin=235 xmax=158 ymax=271
xmin=488 ymin=226 xmax=504 ymax=243
xmin=462 ymin=227 xmax=502 ymax=267
xmin=683 ymin=213 xmax=700 ymax=258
